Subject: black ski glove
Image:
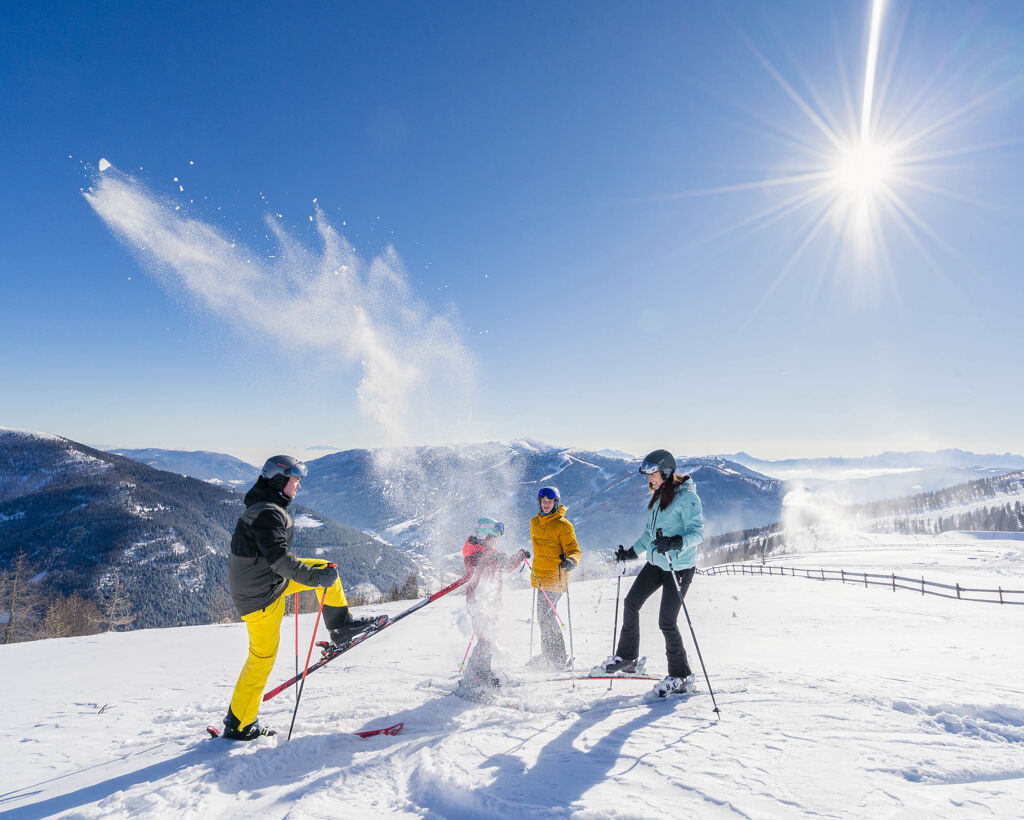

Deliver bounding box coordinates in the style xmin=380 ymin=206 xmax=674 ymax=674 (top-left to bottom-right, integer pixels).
xmin=653 ymin=533 xmax=684 ymax=554
xmin=614 ymin=545 xmax=638 ymax=562
xmin=558 ymin=556 xmax=576 ymax=572
xmin=307 ymin=563 xmax=339 ymax=588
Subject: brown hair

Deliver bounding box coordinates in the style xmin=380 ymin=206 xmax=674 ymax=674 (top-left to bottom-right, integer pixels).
xmin=648 ymin=473 xmax=690 ymax=511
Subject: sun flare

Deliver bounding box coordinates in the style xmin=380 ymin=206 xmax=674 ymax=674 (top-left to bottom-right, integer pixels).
xmin=835 ymin=141 xmax=891 ymax=199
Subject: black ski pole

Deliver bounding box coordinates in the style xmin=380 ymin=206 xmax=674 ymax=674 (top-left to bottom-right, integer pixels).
xmin=560 ymin=552 xmax=575 ymax=691
xmin=665 ymin=547 xmax=720 ymax=715
xmin=528 ymin=588 xmax=536 ymax=662
xmin=608 ymin=563 xmax=624 ymax=692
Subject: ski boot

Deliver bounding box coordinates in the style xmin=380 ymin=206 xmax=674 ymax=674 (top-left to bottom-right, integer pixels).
xmin=592 ymin=655 xmax=645 ymax=676
xmin=652 ymin=674 xmax=695 ymax=698
xmin=222 ymin=708 xmax=277 ymax=741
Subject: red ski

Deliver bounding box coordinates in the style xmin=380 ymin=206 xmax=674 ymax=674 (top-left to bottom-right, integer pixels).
xmin=263 ymin=569 xmax=474 ymax=702
xmin=354 ymin=721 xmax=404 ymax=739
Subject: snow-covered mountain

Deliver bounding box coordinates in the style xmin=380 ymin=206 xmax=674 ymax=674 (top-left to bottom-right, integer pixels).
xmin=2 ymin=533 xmax=1022 ymax=817
xmin=720 ymin=449 xmax=1024 ymax=503
xmin=107 ymin=447 xmax=258 ymax=485
xmin=299 ymin=442 xmax=785 ymax=559
xmin=0 ymin=429 xmax=423 ymax=630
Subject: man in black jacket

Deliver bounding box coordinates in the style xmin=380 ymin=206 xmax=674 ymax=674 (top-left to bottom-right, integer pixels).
xmin=224 ymin=454 xmax=377 ymax=740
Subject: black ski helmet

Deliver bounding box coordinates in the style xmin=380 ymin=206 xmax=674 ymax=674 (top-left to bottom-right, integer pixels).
xmin=639 ymin=449 xmax=676 ymax=479
xmin=261 ymin=454 xmax=308 ymax=491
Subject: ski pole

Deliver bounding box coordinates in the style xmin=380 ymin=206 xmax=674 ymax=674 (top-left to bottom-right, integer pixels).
xmin=528 ymin=588 xmax=536 ymax=661
xmin=287 ymin=565 xmax=333 ymax=741
xmin=560 ymin=555 xmax=575 ymax=691
xmin=608 ymin=564 xmax=624 ymax=692
xmin=522 ymin=558 xmax=566 ymax=629
xmin=665 ymin=551 xmax=720 ymax=715
xmin=294 ymin=592 xmax=299 ymax=708
xmin=458 ymin=633 xmax=475 ymax=672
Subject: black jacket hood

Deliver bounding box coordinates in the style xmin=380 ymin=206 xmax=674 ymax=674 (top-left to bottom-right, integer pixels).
xmin=243 ymin=476 xmax=293 ymax=509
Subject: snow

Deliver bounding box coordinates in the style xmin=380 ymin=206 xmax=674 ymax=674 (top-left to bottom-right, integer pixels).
xmin=291 ymin=514 xmax=324 ymax=530
xmin=98 ymin=158 xmax=111 ymax=172
xmin=2 ymin=536 xmax=1023 ymax=818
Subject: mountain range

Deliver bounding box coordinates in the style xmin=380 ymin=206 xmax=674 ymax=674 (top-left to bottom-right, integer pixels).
xmin=297 ymin=442 xmax=785 ymax=560
xmin=721 ymin=449 xmax=1024 ymax=503
xmin=0 ymin=429 xmax=423 ymax=630
xmin=108 ymin=448 xmax=257 ymax=485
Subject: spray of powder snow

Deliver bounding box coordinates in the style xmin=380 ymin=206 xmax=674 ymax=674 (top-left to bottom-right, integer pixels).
xmin=84 ymin=167 xmax=471 ymax=439
xmin=84 ymin=165 xmax=522 ymax=558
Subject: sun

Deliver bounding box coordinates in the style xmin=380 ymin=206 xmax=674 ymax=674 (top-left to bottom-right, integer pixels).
xmin=834 ymin=140 xmax=891 ymax=200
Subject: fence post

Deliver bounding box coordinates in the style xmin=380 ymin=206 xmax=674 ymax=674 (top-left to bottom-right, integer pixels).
xmin=999 ymin=587 xmax=1003 ymax=604
xmin=864 ymin=572 xmax=868 ymax=588
xmin=841 ymin=569 xmax=845 ymax=584
xmin=956 ymin=582 xmax=961 ymax=600
xmin=921 ymin=577 xmax=925 ymax=595
xmin=820 ymin=569 xmax=824 ymax=581
xmin=892 ymin=573 xmax=895 ymax=592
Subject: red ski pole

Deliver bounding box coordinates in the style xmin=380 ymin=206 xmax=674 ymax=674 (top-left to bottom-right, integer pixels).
xmin=287 ymin=564 xmax=333 ymax=741
xmin=523 ymin=558 xmax=566 ymax=629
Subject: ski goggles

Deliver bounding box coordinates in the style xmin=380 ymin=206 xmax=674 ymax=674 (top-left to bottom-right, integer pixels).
xmin=638 ymin=459 xmax=663 ymax=475
xmin=537 ymin=487 xmax=560 ymax=501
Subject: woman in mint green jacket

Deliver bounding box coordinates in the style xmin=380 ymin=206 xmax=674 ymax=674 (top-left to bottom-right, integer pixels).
xmin=595 ymin=449 xmax=704 ymax=697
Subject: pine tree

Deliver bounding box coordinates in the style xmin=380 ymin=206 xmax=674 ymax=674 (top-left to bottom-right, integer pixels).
xmin=399 ymin=572 xmax=419 ymax=600
xmin=96 ymin=569 xmax=136 ymax=632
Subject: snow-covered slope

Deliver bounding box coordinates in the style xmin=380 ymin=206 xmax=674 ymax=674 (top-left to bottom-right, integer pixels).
xmin=2 ymin=535 xmax=1022 ymax=818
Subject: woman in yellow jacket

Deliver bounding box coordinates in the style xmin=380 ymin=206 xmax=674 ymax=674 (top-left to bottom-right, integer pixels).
xmin=527 ymin=486 xmax=582 ymax=670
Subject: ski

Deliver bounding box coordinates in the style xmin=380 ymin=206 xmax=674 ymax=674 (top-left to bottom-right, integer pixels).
xmin=528 ymin=674 xmax=660 ymax=683
xmin=264 ymin=569 xmax=473 ymax=702
xmin=354 ymin=721 xmax=404 ymax=739
xmin=207 ymin=722 xmax=403 ymax=739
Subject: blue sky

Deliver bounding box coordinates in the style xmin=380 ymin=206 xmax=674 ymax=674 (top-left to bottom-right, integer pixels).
xmin=2 ymin=1 xmax=1023 ymax=465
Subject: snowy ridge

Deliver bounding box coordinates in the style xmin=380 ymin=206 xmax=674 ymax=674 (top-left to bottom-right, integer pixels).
xmin=2 ymin=535 xmax=1022 ymax=817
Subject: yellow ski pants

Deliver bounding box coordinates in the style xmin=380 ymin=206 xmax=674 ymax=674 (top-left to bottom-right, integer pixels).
xmin=229 ymin=558 xmax=348 ymax=727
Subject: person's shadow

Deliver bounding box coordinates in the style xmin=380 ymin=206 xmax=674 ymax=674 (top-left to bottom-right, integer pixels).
xmin=479 ymin=695 xmax=717 ymax=815
xmin=0 ymin=691 xmax=475 ymax=820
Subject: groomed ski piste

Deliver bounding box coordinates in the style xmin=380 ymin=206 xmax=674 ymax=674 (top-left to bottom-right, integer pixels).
xmin=2 ymin=533 xmax=1023 ymax=818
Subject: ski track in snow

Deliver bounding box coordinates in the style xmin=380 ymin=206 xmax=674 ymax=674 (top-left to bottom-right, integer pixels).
xmin=2 ymin=534 xmax=1024 ymax=818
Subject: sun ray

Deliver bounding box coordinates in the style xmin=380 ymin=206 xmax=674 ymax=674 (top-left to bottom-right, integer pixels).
xmin=896 ymin=177 xmax=1024 ymax=217
xmin=889 ymin=74 xmax=1024 ymax=155
xmin=860 ymin=0 xmax=886 ymax=140
xmin=638 ymin=170 xmax=835 ymax=202
xmin=829 ymin=10 xmax=860 ymax=139
xmin=742 ymin=202 xmax=837 ymax=328
xmin=724 ymin=12 xmax=848 ymax=152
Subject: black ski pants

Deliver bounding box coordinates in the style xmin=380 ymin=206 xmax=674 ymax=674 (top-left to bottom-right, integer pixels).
xmin=536 ymin=589 xmax=566 ymax=663
xmin=615 ymin=561 xmax=695 ymax=679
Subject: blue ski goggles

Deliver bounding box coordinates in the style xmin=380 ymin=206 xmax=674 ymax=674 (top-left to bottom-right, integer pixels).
xmin=639 ymin=459 xmax=662 ymax=475
xmin=537 ymin=487 xmax=560 ymax=501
